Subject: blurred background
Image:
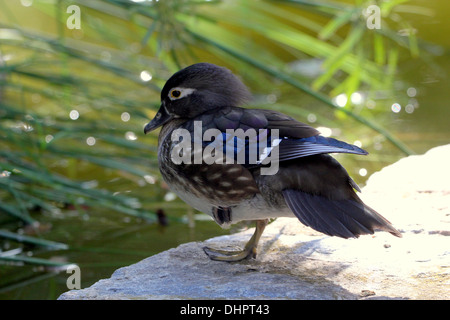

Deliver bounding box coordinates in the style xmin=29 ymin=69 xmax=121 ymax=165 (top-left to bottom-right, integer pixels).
xmin=0 ymin=0 xmax=448 ymax=299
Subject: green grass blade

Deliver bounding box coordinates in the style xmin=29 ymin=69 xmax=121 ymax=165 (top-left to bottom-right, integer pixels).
xmin=0 ymin=230 xmax=68 ymax=250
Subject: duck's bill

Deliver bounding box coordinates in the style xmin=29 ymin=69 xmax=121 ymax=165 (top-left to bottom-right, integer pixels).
xmin=144 ymin=102 xmax=173 ymax=134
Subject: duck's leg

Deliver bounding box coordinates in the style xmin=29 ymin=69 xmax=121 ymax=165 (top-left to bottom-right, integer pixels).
xmin=203 ymin=219 xmax=269 ymax=262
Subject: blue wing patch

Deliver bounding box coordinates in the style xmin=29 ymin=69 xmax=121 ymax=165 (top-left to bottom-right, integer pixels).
xmin=202 ymin=131 xmax=367 ymax=166
xmin=277 ymin=136 xmax=368 ymax=162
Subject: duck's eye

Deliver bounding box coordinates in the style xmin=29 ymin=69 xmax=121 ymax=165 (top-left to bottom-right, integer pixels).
xmin=168 ymin=87 xmax=196 ymax=101
xmin=170 ymin=90 xmax=181 ymax=99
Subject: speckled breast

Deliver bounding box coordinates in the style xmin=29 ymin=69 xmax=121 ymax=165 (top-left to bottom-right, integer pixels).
xmin=157 ymin=121 xmax=260 ymax=208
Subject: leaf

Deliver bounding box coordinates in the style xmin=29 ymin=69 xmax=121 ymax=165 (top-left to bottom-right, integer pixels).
xmin=322 ymin=25 xmax=365 ymax=70
xmin=0 ymin=202 xmax=35 ymax=225
xmin=0 ymin=230 xmax=68 ymax=250
xmin=319 ymin=9 xmax=356 ymax=40
xmin=373 ymin=32 xmax=386 ymax=65
xmin=0 ymin=255 xmax=72 ymax=268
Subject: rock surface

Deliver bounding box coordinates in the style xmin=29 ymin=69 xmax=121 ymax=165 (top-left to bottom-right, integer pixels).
xmin=59 ymin=145 xmax=450 ymax=300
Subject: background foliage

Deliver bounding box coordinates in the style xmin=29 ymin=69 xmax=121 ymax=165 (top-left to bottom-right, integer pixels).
xmin=0 ymin=0 xmax=448 ymax=298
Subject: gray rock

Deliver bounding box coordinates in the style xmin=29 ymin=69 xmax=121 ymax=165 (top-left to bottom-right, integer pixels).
xmin=59 ymin=145 xmax=450 ymax=300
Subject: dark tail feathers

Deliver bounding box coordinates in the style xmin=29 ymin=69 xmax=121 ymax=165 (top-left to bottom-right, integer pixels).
xmin=282 ymin=189 xmax=402 ymax=239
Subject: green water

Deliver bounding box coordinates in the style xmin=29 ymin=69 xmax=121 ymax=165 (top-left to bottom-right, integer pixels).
xmin=0 ymin=208 xmax=232 ymax=299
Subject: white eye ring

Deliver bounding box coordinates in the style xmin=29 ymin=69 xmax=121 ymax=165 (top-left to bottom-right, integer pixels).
xmin=168 ymin=87 xmax=196 ymax=101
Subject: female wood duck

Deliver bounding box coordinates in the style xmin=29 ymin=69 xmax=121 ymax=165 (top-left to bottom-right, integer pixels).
xmin=144 ymin=63 xmax=401 ymax=262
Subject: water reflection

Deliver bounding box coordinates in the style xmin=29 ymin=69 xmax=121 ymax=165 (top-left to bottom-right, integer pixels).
xmin=358 ymin=168 xmax=368 ymax=177
xmin=334 ymin=93 xmax=347 ymax=107
xmin=143 ymin=175 xmax=156 ymax=184
xmin=69 ymin=110 xmax=79 ymax=120
xmin=125 ymin=131 xmax=137 ymax=141
xmin=350 ymin=92 xmax=364 ymax=105
xmin=140 ymin=70 xmax=152 ymax=82
xmin=20 ymin=0 xmax=32 ymax=7
xmin=405 ymin=104 xmax=415 ymax=114
xmin=86 ymin=137 xmax=96 ymax=146
xmin=1 ymin=170 xmax=11 ymax=178
xmin=307 ymin=113 xmax=317 ymax=123
xmin=121 ymin=112 xmax=131 ymax=122
xmin=407 ymin=87 xmax=417 ymax=97
xmin=391 ymin=103 xmax=401 ymax=113
xmin=316 ymin=126 xmax=332 ymax=137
